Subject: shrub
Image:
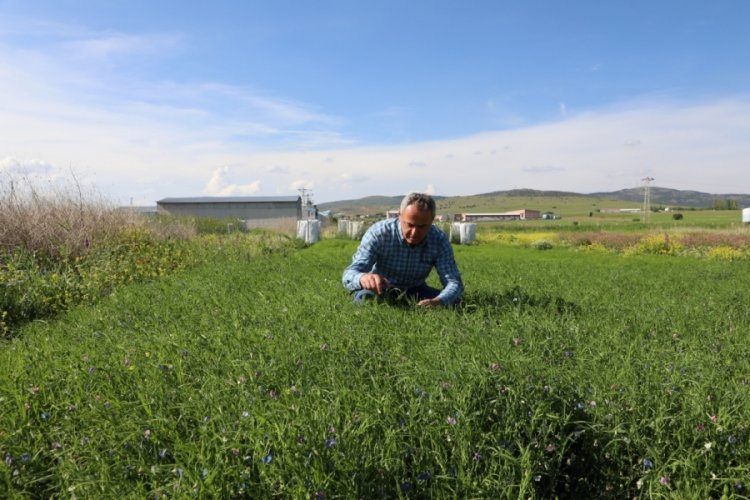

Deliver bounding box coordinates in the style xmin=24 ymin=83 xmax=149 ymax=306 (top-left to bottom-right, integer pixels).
xmin=532 ymin=239 xmax=554 ymax=250
xmin=623 ymin=233 xmax=683 ymax=256
xmin=672 ymin=213 xmax=684 ymax=220
xmin=706 ymin=246 xmax=746 ymax=261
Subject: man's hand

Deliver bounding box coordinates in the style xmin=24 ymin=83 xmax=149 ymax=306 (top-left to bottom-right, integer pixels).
xmin=417 ymin=297 xmax=443 ymax=308
xmin=360 ymin=273 xmax=391 ymax=295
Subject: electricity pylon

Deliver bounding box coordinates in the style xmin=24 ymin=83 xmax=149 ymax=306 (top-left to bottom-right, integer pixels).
xmin=641 ymin=177 xmax=654 ymax=223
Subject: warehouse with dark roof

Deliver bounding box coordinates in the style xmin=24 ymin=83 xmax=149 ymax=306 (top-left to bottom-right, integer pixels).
xmin=156 ymin=196 xmax=302 ymax=229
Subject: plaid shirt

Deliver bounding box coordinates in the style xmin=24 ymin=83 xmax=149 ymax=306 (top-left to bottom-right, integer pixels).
xmin=342 ymin=218 xmax=464 ymax=305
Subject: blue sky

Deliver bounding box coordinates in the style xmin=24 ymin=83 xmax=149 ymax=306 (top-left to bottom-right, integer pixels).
xmin=1 ymin=1 xmax=749 ymax=204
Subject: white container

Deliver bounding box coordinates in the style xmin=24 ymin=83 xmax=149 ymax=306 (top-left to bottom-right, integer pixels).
xmin=449 ymin=223 xmax=462 ymax=244
xmin=349 ymin=221 xmax=365 ymax=240
xmin=743 ymin=208 xmax=750 ymax=224
xmin=459 ymin=223 xmax=477 ymax=245
xmin=296 ymin=220 xmax=320 ymax=244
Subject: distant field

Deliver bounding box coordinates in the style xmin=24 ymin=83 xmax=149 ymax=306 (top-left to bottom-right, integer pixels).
xmin=475 ymin=209 xmax=744 ymax=231
xmin=2 ymin=237 xmax=749 ymax=497
xmin=323 ymin=192 xmax=745 ymax=230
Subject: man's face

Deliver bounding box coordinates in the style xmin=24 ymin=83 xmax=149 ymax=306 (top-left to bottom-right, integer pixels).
xmin=399 ymin=203 xmax=433 ymax=246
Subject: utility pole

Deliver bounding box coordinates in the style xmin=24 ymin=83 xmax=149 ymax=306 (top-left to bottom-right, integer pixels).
xmin=641 ymin=176 xmax=654 ymax=223
xmin=298 ymin=188 xmax=315 ymax=219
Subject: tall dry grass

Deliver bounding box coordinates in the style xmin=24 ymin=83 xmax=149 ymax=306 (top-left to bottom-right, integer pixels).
xmin=0 ymin=173 xmax=195 ymax=262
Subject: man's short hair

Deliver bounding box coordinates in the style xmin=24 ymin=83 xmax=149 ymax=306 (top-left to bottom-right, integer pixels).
xmin=400 ymin=192 xmax=436 ymax=219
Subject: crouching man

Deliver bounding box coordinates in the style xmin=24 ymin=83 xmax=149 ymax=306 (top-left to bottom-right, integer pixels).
xmin=342 ymin=192 xmax=463 ymax=307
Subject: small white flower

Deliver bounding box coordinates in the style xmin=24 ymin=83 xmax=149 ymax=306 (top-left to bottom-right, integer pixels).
xmin=704 ymin=442 xmax=713 ymax=450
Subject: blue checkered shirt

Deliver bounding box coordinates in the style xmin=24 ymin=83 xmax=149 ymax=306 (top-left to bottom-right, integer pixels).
xmin=342 ymin=218 xmax=464 ymax=305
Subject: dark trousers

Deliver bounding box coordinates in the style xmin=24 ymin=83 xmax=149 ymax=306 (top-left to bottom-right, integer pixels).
xmin=352 ymin=283 xmax=441 ymax=304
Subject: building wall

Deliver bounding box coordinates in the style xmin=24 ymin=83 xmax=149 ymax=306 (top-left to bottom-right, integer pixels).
xmin=157 ymin=200 xmax=302 ymax=220
xmin=458 ymin=209 xmax=540 ymax=222
xmin=461 ymin=213 xmax=520 ymax=222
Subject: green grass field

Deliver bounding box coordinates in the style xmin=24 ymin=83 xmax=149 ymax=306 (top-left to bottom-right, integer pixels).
xmin=2 ymin=237 xmax=749 ymax=498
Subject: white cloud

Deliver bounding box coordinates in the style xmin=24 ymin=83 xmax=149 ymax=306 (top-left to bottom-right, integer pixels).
xmin=0 ymin=156 xmax=57 ymax=176
xmin=339 ymin=172 xmax=369 ymax=183
xmin=203 ymin=166 xmax=261 ymax=196
xmin=62 ymin=33 xmax=183 ymax=61
xmin=522 ymin=165 xmax=566 ymax=174
xmin=266 ymin=165 xmax=289 ymax=174
xmin=289 ymin=179 xmax=314 ymax=191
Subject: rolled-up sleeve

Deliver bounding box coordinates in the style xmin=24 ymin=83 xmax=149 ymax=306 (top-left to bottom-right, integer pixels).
xmin=434 ymin=238 xmax=463 ymax=305
xmin=342 ymin=229 xmax=378 ymax=291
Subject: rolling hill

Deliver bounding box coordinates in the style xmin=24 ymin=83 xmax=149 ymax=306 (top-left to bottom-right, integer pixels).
xmin=318 ymin=187 xmax=750 ymax=217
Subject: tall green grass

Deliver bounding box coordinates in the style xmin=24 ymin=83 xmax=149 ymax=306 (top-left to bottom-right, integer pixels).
xmin=2 ymin=240 xmax=748 ymax=497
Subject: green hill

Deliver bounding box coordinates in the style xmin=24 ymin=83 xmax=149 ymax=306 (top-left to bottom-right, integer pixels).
xmin=319 ymin=187 xmax=750 ymax=217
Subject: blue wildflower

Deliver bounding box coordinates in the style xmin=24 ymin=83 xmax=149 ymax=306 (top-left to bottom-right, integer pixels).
xmin=40 ymin=411 xmax=51 ymax=421
xmin=261 ymin=453 xmax=273 ymax=464
xmin=324 ymin=437 xmax=336 ymax=449
xmin=728 ymin=435 xmax=738 ymax=445
xmin=642 ymin=458 xmax=654 ymax=470
xmin=417 ymin=471 xmax=430 ymax=482
xmin=400 ymin=481 xmax=412 ymax=493
xmin=20 ymin=453 xmax=31 ymax=464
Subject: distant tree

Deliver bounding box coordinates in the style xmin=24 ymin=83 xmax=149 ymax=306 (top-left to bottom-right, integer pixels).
xmin=672 ymin=213 xmax=684 ymax=220
xmin=713 ymin=198 xmax=739 ymax=210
